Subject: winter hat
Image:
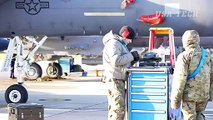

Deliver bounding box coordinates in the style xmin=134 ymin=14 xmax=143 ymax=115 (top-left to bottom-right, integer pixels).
xmin=182 ymin=30 xmax=200 ymax=49
xmin=119 ymin=26 xmax=136 ymax=40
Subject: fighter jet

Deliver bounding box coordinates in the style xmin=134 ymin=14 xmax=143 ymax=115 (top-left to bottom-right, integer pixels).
xmin=1 ymin=0 xmax=213 ymax=36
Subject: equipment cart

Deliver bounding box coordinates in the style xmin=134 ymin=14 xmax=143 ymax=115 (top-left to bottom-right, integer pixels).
xmin=127 ymin=67 xmax=169 ymax=120
xmin=127 ymin=27 xmax=182 ymax=120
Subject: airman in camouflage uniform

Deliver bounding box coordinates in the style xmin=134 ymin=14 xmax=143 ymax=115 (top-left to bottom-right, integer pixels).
xmin=102 ymin=26 xmax=139 ymax=120
xmin=171 ymin=30 xmax=213 ymax=120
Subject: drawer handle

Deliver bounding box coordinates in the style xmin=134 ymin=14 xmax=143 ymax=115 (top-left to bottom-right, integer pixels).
xmin=131 ymin=92 xmax=166 ymax=96
xmin=132 ymin=85 xmax=166 ymax=89
xmin=128 ymin=69 xmax=167 ymax=73
xmin=131 ymin=99 xmax=166 ymax=103
xmin=132 ymin=110 xmax=166 ymax=114
xmin=132 ymin=78 xmax=166 ymax=82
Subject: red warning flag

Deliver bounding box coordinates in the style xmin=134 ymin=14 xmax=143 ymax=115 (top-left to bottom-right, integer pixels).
xmin=126 ymin=0 xmax=135 ymax=4
xmin=139 ymin=13 xmax=165 ymax=25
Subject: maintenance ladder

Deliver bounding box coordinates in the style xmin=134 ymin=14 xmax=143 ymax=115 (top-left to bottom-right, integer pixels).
xmin=149 ymin=27 xmax=176 ymax=66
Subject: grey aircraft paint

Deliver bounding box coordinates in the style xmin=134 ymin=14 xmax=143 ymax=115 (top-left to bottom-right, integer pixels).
xmin=0 ymin=0 xmax=213 ymax=37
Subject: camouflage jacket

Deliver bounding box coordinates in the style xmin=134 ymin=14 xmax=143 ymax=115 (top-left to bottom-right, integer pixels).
xmin=171 ymin=47 xmax=213 ymax=102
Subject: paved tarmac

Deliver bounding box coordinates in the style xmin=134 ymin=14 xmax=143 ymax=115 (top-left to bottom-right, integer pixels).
xmin=0 ymin=73 xmax=108 ymax=120
xmin=1 ymin=72 xmax=213 ymax=120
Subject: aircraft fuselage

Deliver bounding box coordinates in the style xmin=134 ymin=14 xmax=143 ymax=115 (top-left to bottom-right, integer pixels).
xmin=0 ymin=0 xmax=213 ymax=37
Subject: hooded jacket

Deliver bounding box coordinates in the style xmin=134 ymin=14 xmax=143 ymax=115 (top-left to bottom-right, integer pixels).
xmin=102 ymin=30 xmax=134 ymax=80
xmin=171 ymin=30 xmax=213 ymax=103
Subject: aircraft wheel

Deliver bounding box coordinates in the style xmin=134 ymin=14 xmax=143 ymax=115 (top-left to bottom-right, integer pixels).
xmin=46 ymin=62 xmax=62 ymax=78
xmin=5 ymin=84 xmax=28 ymax=103
xmin=25 ymin=62 xmax=42 ymax=80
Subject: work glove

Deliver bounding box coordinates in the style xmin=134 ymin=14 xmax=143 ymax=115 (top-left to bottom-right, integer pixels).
xmin=171 ymin=100 xmax=181 ymax=109
xmin=131 ymin=51 xmax=140 ymax=66
xmin=131 ymin=51 xmax=140 ymax=61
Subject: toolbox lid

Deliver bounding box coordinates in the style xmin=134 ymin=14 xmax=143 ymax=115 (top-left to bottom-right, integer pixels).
xmin=8 ymin=103 xmax=44 ymax=108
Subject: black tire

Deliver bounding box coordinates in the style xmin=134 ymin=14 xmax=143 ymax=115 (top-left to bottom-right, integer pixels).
xmin=46 ymin=62 xmax=62 ymax=78
xmin=5 ymin=84 xmax=28 ymax=103
xmin=25 ymin=62 xmax=42 ymax=80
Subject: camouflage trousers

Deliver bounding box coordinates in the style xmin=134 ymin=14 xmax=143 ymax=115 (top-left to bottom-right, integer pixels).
xmin=182 ymin=101 xmax=208 ymax=120
xmin=106 ymin=78 xmax=126 ymax=120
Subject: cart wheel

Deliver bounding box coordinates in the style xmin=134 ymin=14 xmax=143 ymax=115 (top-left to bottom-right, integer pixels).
xmin=25 ymin=62 xmax=42 ymax=80
xmin=46 ymin=62 xmax=62 ymax=78
xmin=5 ymin=84 xmax=28 ymax=103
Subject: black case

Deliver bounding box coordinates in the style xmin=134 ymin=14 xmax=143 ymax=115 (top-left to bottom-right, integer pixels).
xmin=8 ymin=103 xmax=44 ymax=120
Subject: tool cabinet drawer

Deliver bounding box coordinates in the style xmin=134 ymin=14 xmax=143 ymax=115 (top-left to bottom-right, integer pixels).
xmin=131 ymin=93 xmax=167 ymax=100
xmin=130 ymin=99 xmax=167 ymax=110
xmin=131 ymin=85 xmax=167 ymax=93
xmin=130 ymin=111 xmax=168 ymax=120
xmin=131 ymin=78 xmax=167 ymax=86
xmin=130 ymin=72 xmax=167 ymax=79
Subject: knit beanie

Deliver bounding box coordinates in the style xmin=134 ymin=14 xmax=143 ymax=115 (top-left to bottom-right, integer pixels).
xmin=119 ymin=26 xmax=136 ymax=40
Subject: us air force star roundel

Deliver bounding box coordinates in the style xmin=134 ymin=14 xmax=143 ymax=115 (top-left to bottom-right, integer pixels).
xmin=16 ymin=0 xmax=49 ymax=15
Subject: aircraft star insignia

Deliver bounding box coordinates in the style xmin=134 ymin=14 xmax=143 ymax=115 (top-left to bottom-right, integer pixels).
xmin=15 ymin=0 xmax=49 ymax=15
xmin=26 ymin=0 xmax=39 ymax=12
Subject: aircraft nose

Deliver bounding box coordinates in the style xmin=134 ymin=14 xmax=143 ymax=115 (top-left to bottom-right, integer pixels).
xmin=0 ymin=38 xmax=9 ymax=51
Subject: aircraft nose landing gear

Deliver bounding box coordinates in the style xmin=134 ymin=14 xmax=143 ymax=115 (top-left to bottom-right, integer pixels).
xmin=1 ymin=36 xmax=47 ymax=104
xmin=5 ymin=84 xmax=28 ymax=103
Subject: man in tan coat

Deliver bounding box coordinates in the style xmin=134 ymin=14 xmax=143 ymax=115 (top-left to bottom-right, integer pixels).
xmin=171 ymin=30 xmax=213 ymax=120
xmin=102 ymin=26 xmax=139 ymax=120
